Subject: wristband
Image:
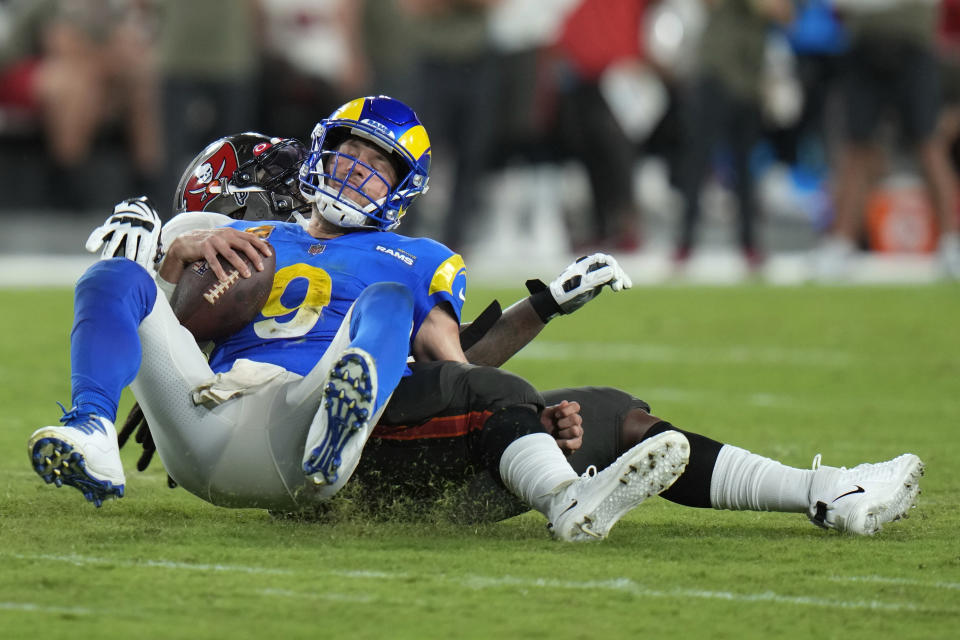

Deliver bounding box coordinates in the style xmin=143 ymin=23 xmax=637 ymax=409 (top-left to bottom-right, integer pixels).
xmin=526 ymin=279 xmax=562 ymax=323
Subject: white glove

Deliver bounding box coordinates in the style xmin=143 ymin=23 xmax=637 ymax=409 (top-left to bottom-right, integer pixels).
xmin=85 ymin=197 xmax=163 ymax=274
xmin=549 ymin=253 xmax=633 ymax=315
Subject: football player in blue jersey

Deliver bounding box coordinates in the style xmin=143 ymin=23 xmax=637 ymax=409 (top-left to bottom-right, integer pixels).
xmin=29 ymin=96 xmax=692 ymax=541
xmin=110 ymin=97 xmax=923 ymax=537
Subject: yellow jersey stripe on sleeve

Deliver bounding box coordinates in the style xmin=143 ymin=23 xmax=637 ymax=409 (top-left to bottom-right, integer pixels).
xmin=428 ymin=254 xmax=466 ymax=296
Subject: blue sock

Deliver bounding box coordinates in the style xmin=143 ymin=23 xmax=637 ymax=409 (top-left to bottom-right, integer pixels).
xmin=70 ymin=259 xmax=157 ymax=422
xmin=347 ymin=282 xmax=414 ymax=412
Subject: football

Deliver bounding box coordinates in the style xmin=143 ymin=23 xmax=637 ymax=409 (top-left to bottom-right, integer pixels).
xmin=169 ymin=245 xmax=276 ymax=341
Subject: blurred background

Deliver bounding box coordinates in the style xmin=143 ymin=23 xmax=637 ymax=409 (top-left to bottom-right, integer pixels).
xmin=2 ymin=0 xmax=959 ymax=284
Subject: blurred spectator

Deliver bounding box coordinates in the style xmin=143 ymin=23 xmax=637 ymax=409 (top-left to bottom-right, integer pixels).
xmin=814 ymin=0 xmax=960 ymax=280
xmin=936 ymin=0 xmax=960 ymax=270
xmin=257 ymin=0 xmax=365 ymax=139
xmin=938 ymin=0 xmax=960 ymax=173
xmin=774 ymin=0 xmax=847 ymax=174
xmin=0 ymin=0 xmax=161 ymax=210
xmin=360 ymin=0 xmax=419 ymax=102
xmin=154 ymin=0 xmax=260 ymax=215
xmin=548 ymin=0 xmax=650 ymax=252
xmin=639 ymin=0 xmax=706 ymax=214
xmin=386 ymin=0 xmax=502 ymax=250
xmin=484 ymin=0 xmax=574 ymax=163
xmin=675 ymin=0 xmax=794 ymax=270
xmin=448 ymin=0 xmax=578 ymax=262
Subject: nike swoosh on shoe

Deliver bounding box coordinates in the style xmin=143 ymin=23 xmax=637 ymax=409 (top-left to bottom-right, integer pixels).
xmin=833 ymin=485 xmax=866 ymax=502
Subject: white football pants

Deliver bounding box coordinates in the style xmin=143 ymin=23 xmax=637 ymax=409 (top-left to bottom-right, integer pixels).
xmin=130 ymin=290 xmax=385 ymax=511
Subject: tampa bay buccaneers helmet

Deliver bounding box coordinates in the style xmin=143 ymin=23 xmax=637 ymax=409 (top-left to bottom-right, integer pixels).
xmin=174 ymin=132 xmax=309 ymax=221
xmin=299 ymin=95 xmax=431 ymax=231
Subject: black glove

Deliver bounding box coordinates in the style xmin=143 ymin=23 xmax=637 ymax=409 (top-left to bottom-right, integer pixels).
xmin=118 ymin=402 xmax=178 ymax=488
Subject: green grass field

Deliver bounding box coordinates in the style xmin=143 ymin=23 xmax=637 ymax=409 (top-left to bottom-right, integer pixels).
xmin=1 ymin=283 xmax=958 ymax=639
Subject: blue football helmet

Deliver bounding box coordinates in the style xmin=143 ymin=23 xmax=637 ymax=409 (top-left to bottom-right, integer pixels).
xmin=299 ymin=95 xmax=431 ymax=231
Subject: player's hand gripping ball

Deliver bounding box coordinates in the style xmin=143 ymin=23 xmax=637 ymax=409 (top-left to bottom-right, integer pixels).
xmin=170 ymin=244 xmax=276 ymax=341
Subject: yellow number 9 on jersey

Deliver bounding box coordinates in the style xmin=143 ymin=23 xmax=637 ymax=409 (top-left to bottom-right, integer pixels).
xmin=253 ymin=264 xmax=332 ymax=339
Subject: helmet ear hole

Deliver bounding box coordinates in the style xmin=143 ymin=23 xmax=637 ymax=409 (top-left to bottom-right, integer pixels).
xmin=387 ymin=153 xmax=408 ymax=189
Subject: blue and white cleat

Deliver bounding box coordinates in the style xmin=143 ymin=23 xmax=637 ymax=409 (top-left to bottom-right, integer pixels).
xmin=548 ymin=430 xmax=690 ymax=542
xmin=302 ymin=348 xmax=378 ymax=486
xmin=28 ymin=409 xmax=126 ymax=507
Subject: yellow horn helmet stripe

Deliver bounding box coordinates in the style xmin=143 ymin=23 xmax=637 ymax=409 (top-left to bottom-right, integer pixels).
xmin=398 ymin=125 xmax=430 ymax=162
xmin=332 ymin=98 xmax=365 ymax=122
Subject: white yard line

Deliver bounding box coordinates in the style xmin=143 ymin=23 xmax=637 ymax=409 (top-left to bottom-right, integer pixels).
xmin=258 ymin=573 xmax=932 ymax=613
xmin=8 ymin=552 xmax=293 ymax=575
xmin=0 ymin=601 xmax=95 ymax=615
xmin=514 ymin=341 xmax=858 ymax=367
xmin=627 ymin=386 xmax=810 ymax=410
xmin=830 ymin=575 xmax=960 ymax=591
xmin=6 ymin=552 xmax=954 ymax=614
xmin=454 ymin=575 xmax=926 ymax=612
xmin=259 ymin=588 xmax=376 ymax=604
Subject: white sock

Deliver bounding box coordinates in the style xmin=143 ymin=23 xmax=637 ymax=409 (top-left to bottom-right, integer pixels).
xmin=499 ymin=432 xmax=578 ymax=520
xmin=709 ymin=445 xmax=814 ymax=512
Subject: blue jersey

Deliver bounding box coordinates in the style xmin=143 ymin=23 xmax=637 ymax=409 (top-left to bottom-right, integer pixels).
xmin=206 ymin=221 xmax=467 ymax=376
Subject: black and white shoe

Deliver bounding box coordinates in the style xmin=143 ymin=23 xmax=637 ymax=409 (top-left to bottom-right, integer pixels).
xmin=807 ymin=453 xmax=924 ymax=535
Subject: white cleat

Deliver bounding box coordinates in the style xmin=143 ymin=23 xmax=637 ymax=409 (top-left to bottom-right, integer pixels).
xmin=28 ymin=413 xmax=126 ymax=507
xmin=807 ymin=453 xmax=924 ymax=535
xmin=548 ymin=430 xmax=690 ymax=542
xmin=302 ymin=348 xmax=377 ymax=486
